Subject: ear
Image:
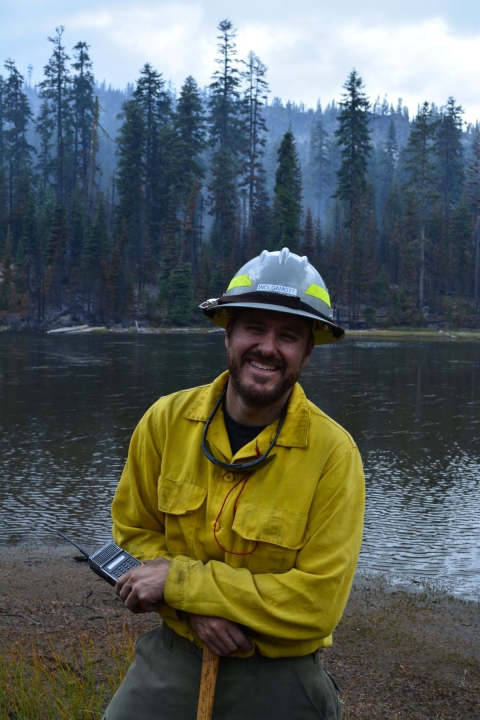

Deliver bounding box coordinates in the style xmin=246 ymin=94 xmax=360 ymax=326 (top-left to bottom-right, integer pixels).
xmin=225 ymin=318 xmax=233 ymax=349
xmin=301 ymin=334 xmax=315 ymax=368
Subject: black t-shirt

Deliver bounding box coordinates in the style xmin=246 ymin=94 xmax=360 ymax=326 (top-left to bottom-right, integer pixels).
xmin=223 ymin=402 xmax=267 ymax=456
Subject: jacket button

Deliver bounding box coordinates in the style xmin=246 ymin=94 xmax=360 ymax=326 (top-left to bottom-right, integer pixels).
xmin=223 ymin=472 xmax=234 ymax=482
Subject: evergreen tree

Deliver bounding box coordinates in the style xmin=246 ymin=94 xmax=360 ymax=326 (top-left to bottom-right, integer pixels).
xmin=44 ymin=202 xmax=68 ymax=309
xmin=20 ymin=192 xmax=42 ymax=321
xmin=3 ymin=60 xmax=35 ymax=250
xmin=0 ymin=75 xmax=5 ymax=168
xmin=82 ymin=196 xmax=109 ymax=317
xmin=35 ymin=99 xmax=54 ymax=193
xmin=449 ymin=196 xmax=471 ymax=296
xmin=71 ymin=41 xmax=96 ymax=196
xmin=108 ymin=222 xmax=129 ymax=322
xmin=241 ymin=51 xmax=269 ymax=260
xmin=269 ymin=130 xmax=302 ymax=252
xmin=434 ymin=98 xmax=464 ymax=294
xmin=466 ymin=128 xmax=480 ymax=311
xmin=38 ymin=27 xmax=73 ymax=202
xmin=377 ymin=120 xmax=398 ymax=266
xmin=334 ymin=69 xmax=374 ymax=319
xmin=302 ymin=206 xmax=316 ymax=262
xmin=309 ymin=118 xmax=331 ymax=220
xmin=168 ymin=261 xmax=194 ymax=325
xmin=0 ymin=167 xmax=8 ymax=255
xmin=436 ymin=98 xmax=464 ymax=214
xmin=334 ymin=70 xmax=372 ymax=208
xmin=173 ymin=76 xmax=207 ymax=269
xmin=403 ymin=102 xmax=437 ymax=313
xmin=208 ymin=19 xmax=244 ymax=263
xmin=115 ymin=96 xmax=146 ymax=287
xmin=133 ymin=63 xmax=172 ymax=249
xmin=174 ymin=75 xmax=206 ymax=201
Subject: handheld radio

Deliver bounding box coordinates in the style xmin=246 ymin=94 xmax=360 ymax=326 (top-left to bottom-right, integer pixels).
xmin=57 ymin=530 xmax=142 ymax=586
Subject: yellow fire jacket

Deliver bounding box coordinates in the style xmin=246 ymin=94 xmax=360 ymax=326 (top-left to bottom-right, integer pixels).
xmin=112 ymin=370 xmax=365 ymax=658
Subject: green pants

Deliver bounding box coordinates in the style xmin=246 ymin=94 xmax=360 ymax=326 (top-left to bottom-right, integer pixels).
xmin=103 ymin=625 xmax=342 ymax=720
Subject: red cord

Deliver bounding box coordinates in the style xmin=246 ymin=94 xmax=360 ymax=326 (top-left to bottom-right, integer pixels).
xmin=213 ymin=473 xmax=259 ymax=556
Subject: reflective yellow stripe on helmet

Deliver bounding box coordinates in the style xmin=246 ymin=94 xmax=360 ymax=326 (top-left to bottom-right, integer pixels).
xmin=227 ymin=274 xmax=252 ymax=291
xmin=304 ymin=284 xmax=331 ymax=307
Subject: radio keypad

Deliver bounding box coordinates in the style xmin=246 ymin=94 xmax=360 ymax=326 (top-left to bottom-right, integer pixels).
xmin=109 ymin=557 xmax=140 ymax=578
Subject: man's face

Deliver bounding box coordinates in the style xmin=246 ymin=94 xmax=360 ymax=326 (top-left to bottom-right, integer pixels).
xmin=225 ymin=309 xmax=314 ymax=408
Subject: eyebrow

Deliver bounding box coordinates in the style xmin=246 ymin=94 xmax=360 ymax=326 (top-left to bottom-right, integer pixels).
xmin=242 ymin=318 xmax=306 ymax=336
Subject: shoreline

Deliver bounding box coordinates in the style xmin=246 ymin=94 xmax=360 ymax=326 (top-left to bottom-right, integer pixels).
xmin=1 ymin=323 xmax=479 ymax=341
xmin=1 ymin=546 xmax=478 ymax=718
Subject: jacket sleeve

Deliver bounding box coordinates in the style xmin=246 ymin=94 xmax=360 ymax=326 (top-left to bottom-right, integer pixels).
xmin=164 ymin=446 xmax=365 ymax=648
xmin=111 ymin=406 xmax=173 ymax=562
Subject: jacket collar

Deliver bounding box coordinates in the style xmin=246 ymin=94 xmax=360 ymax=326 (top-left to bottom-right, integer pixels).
xmin=184 ymin=370 xmax=309 ymax=450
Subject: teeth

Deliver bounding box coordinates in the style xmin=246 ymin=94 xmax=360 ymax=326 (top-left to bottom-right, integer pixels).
xmin=251 ymin=361 xmax=276 ymax=371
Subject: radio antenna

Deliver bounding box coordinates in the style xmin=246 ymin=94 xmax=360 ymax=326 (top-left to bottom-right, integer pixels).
xmin=57 ymin=530 xmax=90 ymax=559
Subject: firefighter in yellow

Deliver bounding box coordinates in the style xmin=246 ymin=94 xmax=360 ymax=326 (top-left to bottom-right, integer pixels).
xmin=103 ymin=248 xmax=365 ymax=720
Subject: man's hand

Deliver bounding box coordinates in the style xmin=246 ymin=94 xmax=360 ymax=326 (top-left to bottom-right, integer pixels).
xmin=188 ymin=613 xmax=253 ymax=657
xmin=115 ymin=557 xmax=171 ymax=613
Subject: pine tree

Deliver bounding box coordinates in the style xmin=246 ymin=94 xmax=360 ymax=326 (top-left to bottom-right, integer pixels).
xmin=108 ymin=222 xmax=129 ymax=323
xmin=82 ymin=196 xmax=109 ymax=318
xmin=133 ymin=63 xmax=172 ymax=249
xmin=435 ymin=98 xmax=465 ymax=295
xmin=449 ymin=196 xmax=471 ymax=297
xmin=168 ymin=261 xmax=194 ymax=325
xmin=309 ymin=118 xmax=331 ymax=220
xmin=0 ymin=166 xmax=8 ymax=255
xmin=174 ymin=75 xmax=206 ymax=201
xmin=377 ymin=120 xmax=398 ymax=266
xmin=115 ymin=96 xmax=146 ymax=287
xmin=3 ymin=59 xmax=35 ymax=250
xmin=241 ymin=51 xmax=269 ymax=261
xmin=466 ymin=128 xmax=480 ymax=311
xmin=334 ymin=69 xmax=373 ymax=320
xmin=44 ymin=202 xmax=69 ymax=309
xmin=302 ymin=206 xmax=316 ymax=262
xmin=173 ymin=76 xmax=207 ymax=269
xmin=269 ymin=130 xmax=302 ymax=252
xmin=403 ymin=102 xmax=437 ymax=313
xmin=20 ymin=192 xmax=42 ymax=321
xmin=38 ymin=27 xmax=73 ymax=202
xmin=35 ymin=99 xmax=54 ymax=193
xmin=71 ymin=41 xmax=96 ymax=197
xmin=208 ymin=19 xmax=244 ymax=263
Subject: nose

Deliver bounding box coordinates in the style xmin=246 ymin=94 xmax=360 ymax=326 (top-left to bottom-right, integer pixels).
xmin=256 ymin=329 xmax=278 ymax=356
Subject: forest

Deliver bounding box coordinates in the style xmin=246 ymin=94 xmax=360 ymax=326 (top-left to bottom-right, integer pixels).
xmin=1 ymin=19 xmax=479 ymax=329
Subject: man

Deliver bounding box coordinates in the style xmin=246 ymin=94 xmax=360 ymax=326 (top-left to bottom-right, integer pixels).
xmin=104 ymin=248 xmax=365 ymax=720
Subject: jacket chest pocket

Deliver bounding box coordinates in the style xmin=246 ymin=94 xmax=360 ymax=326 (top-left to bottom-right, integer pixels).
xmin=158 ymin=476 xmax=206 ymax=556
xmin=232 ymin=502 xmax=309 ymax=574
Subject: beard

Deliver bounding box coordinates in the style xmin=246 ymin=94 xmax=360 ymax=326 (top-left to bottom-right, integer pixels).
xmin=226 ymin=347 xmax=304 ymax=409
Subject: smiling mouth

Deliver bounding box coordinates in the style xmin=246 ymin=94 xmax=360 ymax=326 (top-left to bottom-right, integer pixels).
xmin=249 ymin=360 xmax=279 ymax=372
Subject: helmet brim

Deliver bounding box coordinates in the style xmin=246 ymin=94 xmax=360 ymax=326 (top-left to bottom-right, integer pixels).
xmin=202 ymin=300 xmax=345 ymax=345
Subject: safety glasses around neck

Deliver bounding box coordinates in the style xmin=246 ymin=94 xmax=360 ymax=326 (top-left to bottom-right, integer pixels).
xmin=201 ymin=384 xmax=288 ymax=474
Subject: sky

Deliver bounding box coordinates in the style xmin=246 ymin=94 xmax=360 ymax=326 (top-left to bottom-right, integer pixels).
xmin=2 ymin=0 xmax=480 ymax=122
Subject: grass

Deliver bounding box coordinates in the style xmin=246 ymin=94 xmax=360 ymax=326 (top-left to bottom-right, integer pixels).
xmin=0 ymin=626 xmax=136 ymax=719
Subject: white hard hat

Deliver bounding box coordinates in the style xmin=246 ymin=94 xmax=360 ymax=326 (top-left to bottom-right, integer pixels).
xmin=200 ymin=248 xmax=344 ymax=345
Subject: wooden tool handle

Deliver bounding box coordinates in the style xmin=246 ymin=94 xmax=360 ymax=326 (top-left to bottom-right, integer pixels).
xmin=196 ymin=645 xmax=220 ymax=720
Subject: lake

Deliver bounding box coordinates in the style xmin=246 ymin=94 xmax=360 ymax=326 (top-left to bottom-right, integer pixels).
xmin=0 ymin=332 xmax=479 ymax=599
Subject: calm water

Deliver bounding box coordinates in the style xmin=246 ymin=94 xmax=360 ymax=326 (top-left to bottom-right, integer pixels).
xmin=0 ymin=333 xmax=479 ymax=598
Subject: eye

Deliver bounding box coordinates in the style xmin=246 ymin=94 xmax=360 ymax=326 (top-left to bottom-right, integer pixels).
xmin=246 ymin=324 xmax=264 ymax=334
xmin=280 ymin=333 xmax=299 ymax=343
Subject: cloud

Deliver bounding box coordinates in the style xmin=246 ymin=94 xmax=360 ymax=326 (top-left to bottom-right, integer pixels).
xmin=2 ymin=1 xmax=480 ymax=122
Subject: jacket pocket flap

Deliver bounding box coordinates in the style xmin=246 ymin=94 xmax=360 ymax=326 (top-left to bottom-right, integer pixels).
xmin=232 ymin=502 xmax=309 ymax=549
xmin=158 ymin=476 xmax=207 ymax=515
